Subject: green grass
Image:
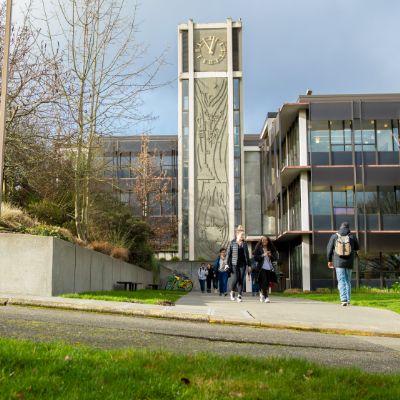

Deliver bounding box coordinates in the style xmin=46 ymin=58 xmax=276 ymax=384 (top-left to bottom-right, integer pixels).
xmin=61 ymin=289 xmax=187 ymax=305
xmin=0 ymin=338 xmax=399 ymax=399
xmin=275 ymin=289 xmax=400 ymax=314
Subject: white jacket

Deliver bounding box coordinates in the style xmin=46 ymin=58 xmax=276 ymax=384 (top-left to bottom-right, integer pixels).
xmin=198 ymin=266 xmax=208 ymax=280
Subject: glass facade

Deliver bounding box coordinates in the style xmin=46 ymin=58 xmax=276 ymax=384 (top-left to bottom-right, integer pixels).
xmin=311 ymin=185 xmax=400 ymax=231
xmin=309 ymin=119 xmax=400 ymax=165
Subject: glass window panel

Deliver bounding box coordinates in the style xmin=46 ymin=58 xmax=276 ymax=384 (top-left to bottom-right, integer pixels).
xmin=234 ymin=110 xmax=240 ymax=127
xmin=233 ymin=79 xmax=240 ymax=110
xmin=182 ymin=80 xmax=189 ymax=111
xmin=376 ymin=120 xmax=394 ymax=152
xmin=311 ymin=190 xmax=331 ymax=215
xmin=310 ymin=121 xmax=329 ymax=152
xmin=393 ymin=120 xmax=400 ymax=151
xmin=330 ymin=121 xmax=344 ymax=151
xmin=379 ymin=187 xmax=396 ymax=214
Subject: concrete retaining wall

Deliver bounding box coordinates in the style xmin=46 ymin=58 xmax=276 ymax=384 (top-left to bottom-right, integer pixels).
xmin=0 ymin=233 xmax=153 ymax=296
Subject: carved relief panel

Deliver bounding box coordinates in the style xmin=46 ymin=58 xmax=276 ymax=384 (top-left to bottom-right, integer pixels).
xmin=194 ymin=78 xmax=230 ymax=259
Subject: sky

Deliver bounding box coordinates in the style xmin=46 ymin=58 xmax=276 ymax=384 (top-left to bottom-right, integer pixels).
xmin=12 ymin=0 xmax=400 ymax=135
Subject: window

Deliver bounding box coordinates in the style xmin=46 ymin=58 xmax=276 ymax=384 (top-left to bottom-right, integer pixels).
xmin=376 ymin=120 xmax=394 ymax=151
xmin=311 ymin=186 xmax=331 ymax=230
xmin=310 ymin=121 xmax=329 ymax=152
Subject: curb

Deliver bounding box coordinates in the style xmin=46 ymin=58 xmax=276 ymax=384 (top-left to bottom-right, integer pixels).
xmin=1 ymin=296 xmax=400 ymax=339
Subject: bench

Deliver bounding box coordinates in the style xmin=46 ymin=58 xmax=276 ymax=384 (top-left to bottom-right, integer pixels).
xmin=116 ymin=281 xmax=142 ymax=291
xmin=146 ymin=284 xmax=159 ymax=290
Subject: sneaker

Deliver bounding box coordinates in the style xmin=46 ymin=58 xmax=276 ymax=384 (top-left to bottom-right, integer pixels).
xmin=259 ymin=293 xmax=265 ymax=302
xmin=347 ymin=301 xmax=351 ymax=306
xmin=237 ymin=295 xmax=242 ymax=303
xmin=264 ymin=297 xmax=270 ymax=303
xmin=230 ymin=291 xmax=236 ymax=301
xmin=341 ymin=302 xmax=348 ymax=306
xmin=224 ymin=292 xmax=228 ymax=297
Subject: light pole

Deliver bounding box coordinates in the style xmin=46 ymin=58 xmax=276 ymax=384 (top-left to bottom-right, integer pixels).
xmin=0 ymin=0 xmax=13 ymax=216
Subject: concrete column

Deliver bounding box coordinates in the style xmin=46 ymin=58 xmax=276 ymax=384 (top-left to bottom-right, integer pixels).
xmin=300 ymin=171 xmax=310 ymax=231
xmin=177 ymin=27 xmax=183 ymax=259
xmin=301 ymin=235 xmax=311 ymax=291
xmin=188 ymin=20 xmax=195 ymax=260
xmin=226 ymin=18 xmax=235 ymax=237
xmin=299 ymin=110 xmax=308 ymax=166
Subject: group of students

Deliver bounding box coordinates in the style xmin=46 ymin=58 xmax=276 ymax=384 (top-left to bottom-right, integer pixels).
xmin=198 ymin=221 xmax=360 ymax=306
xmin=197 ymin=225 xmax=278 ymax=303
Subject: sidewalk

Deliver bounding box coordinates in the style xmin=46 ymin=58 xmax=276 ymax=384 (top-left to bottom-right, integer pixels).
xmin=1 ymin=292 xmax=400 ymax=337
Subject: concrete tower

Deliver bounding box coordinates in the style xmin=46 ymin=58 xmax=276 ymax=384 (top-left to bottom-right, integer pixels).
xmin=178 ymin=19 xmax=243 ymax=260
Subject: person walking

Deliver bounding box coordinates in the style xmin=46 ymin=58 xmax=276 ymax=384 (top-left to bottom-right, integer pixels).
xmin=253 ymin=236 xmax=278 ymax=303
xmin=327 ymin=222 xmax=359 ymax=306
xmin=226 ymin=225 xmax=252 ymax=302
xmin=198 ymin=263 xmax=207 ymax=293
xmin=214 ymin=248 xmax=228 ymax=296
xmin=206 ymin=263 xmax=214 ymax=293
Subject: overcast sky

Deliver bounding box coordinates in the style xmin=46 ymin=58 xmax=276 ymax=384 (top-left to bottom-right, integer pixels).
xmin=13 ymin=0 xmax=400 ymax=135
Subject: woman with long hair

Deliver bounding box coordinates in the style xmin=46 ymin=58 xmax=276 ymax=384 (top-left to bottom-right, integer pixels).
xmin=253 ymin=236 xmax=278 ymax=303
xmin=226 ymin=225 xmax=251 ymax=302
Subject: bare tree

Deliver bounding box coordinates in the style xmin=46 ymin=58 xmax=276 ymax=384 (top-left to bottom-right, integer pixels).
xmin=0 ymin=1 xmax=65 ymax=200
xmin=39 ymin=0 xmax=166 ymax=240
xmin=129 ymin=134 xmax=178 ymax=251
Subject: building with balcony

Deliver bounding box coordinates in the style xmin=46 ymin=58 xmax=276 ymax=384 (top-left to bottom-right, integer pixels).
xmin=260 ymin=93 xmax=400 ymax=290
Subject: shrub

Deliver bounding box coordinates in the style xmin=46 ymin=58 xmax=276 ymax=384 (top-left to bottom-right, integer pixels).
xmin=170 ymin=256 xmax=180 ymax=262
xmin=390 ymin=282 xmax=400 ymax=292
xmin=88 ymin=241 xmax=113 ymax=256
xmin=159 ymin=257 xmax=166 ymax=262
xmin=110 ymin=247 xmax=129 ymax=262
xmin=0 ymin=202 xmax=37 ymax=229
xmin=27 ymin=200 xmax=67 ymax=226
xmin=315 ymin=288 xmax=333 ymax=294
xmin=24 ymin=224 xmax=74 ymax=242
xmin=196 ymin=257 xmax=207 ymax=262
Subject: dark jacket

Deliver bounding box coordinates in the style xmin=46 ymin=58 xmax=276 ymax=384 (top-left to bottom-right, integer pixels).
xmin=253 ymin=243 xmax=278 ymax=272
xmin=327 ymin=223 xmax=359 ymax=269
xmin=226 ymin=239 xmax=251 ymax=269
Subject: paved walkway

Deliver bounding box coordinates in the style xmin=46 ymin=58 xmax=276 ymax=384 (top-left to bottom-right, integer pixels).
xmin=1 ymin=292 xmax=399 ymax=337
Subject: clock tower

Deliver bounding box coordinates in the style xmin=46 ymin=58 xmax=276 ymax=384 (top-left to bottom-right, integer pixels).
xmin=178 ymin=19 xmax=243 ymax=260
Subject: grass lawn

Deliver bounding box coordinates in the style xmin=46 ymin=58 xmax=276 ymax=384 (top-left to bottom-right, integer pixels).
xmin=61 ymin=289 xmax=187 ymax=305
xmin=275 ymin=290 xmax=400 ymax=314
xmin=1 ymin=338 xmax=399 ymax=400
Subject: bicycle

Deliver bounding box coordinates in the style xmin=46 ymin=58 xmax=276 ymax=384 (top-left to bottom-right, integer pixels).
xmin=165 ymin=272 xmax=193 ymax=292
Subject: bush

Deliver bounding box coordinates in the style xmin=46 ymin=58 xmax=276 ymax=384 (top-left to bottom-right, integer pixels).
xmin=28 ymin=200 xmax=67 ymax=226
xmin=110 ymin=247 xmax=129 ymax=262
xmin=159 ymin=257 xmax=166 ymax=262
xmin=390 ymin=282 xmax=400 ymax=292
xmin=24 ymin=224 xmax=74 ymax=242
xmin=170 ymin=256 xmax=180 ymax=262
xmin=284 ymin=288 xmax=303 ymax=294
xmin=88 ymin=241 xmax=113 ymax=256
xmin=196 ymin=257 xmax=207 ymax=262
xmin=0 ymin=202 xmax=37 ymax=229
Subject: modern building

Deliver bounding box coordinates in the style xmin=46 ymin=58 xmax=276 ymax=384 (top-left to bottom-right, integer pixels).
xmin=102 ymin=135 xmax=178 ymax=251
xmin=100 ymin=20 xmax=400 ymax=289
xmin=177 ymin=19 xmax=244 ymax=260
xmin=260 ymin=93 xmax=400 ymax=289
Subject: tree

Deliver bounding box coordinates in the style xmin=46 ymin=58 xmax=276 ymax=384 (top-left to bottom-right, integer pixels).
xmin=40 ymin=0 xmax=166 ymax=240
xmin=130 ymin=134 xmax=177 ymax=251
xmin=0 ymin=1 xmax=66 ymax=202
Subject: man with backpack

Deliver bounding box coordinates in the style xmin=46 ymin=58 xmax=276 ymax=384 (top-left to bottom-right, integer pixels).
xmin=327 ymin=222 xmax=359 ymax=306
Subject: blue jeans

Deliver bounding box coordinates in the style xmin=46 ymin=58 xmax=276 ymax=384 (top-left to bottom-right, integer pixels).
xmin=199 ymin=279 xmax=206 ymax=293
xmin=218 ymin=271 xmax=228 ymax=294
xmin=336 ymin=268 xmax=352 ymax=302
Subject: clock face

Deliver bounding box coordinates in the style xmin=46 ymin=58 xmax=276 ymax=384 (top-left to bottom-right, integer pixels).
xmin=195 ymin=35 xmax=226 ymax=65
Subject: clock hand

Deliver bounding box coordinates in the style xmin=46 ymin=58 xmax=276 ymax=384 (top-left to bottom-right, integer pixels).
xmin=209 ymin=36 xmax=216 ymax=55
xmin=202 ymin=38 xmax=212 ymax=54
